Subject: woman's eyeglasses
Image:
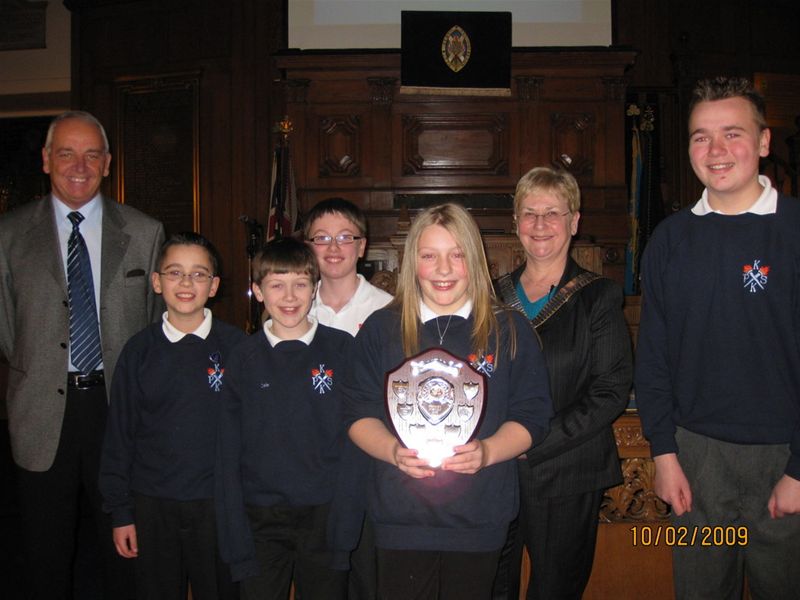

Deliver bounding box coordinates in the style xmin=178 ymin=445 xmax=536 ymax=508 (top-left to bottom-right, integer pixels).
xmin=517 ymin=210 xmax=570 ymax=225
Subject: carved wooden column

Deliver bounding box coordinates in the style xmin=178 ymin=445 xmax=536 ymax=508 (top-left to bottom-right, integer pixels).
xmin=367 ymin=77 xmax=397 ymax=196
xmin=514 ymin=75 xmax=543 ymax=173
xmin=603 ymin=413 xmax=670 ymax=522
xmin=583 ymin=411 xmax=675 ymax=600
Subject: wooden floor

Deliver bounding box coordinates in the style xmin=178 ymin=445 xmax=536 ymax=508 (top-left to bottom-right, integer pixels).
xmin=583 ymin=524 xmax=674 ymax=599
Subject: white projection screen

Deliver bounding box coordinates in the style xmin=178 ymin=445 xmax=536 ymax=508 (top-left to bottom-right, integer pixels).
xmin=288 ymin=0 xmax=612 ymax=50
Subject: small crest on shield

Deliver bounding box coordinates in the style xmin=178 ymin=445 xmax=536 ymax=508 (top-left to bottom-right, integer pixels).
xmin=441 ymin=25 xmax=471 ymax=73
xmin=417 ymin=376 xmax=455 ymax=425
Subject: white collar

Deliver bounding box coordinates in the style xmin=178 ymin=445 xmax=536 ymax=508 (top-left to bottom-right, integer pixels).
xmin=314 ymin=274 xmax=367 ymax=312
xmin=162 ymin=308 xmax=213 ymax=342
xmin=692 ymin=175 xmax=777 ymax=215
xmin=419 ymin=299 xmax=473 ymax=324
xmin=263 ymin=314 xmax=318 ymax=347
xmin=52 ymin=194 xmax=102 ymax=222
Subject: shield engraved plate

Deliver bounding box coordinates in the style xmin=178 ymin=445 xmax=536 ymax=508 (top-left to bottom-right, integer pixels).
xmin=385 ymin=348 xmax=486 ymax=467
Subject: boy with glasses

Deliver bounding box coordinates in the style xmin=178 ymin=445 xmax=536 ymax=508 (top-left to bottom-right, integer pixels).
xmin=99 ymin=232 xmax=244 ymax=599
xmin=305 ymin=198 xmax=392 ymax=336
xmin=305 ymin=198 xmax=392 ymax=599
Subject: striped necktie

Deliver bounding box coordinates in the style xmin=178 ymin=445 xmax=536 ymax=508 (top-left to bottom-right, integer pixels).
xmin=67 ymin=211 xmax=102 ymax=374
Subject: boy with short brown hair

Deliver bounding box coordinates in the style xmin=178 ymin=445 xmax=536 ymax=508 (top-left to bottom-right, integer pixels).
xmin=305 ymin=198 xmax=392 ymax=336
xmin=100 ymin=232 xmax=244 ymax=599
xmin=216 ymin=238 xmax=352 ymax=600
xmin=636 ymin=77 xmax=800 ymax=598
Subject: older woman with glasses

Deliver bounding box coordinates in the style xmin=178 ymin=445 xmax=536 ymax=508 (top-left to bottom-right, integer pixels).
xmin=493 ymin=166 xmax=633 ymax=599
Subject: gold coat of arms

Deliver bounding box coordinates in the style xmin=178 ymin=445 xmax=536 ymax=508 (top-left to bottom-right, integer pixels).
xmin=441 ymin=25 xmax=471 ymax=73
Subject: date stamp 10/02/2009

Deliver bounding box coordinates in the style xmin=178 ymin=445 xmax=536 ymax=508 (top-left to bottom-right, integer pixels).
xmin=630 ymin=525 xmax=749 ymax=547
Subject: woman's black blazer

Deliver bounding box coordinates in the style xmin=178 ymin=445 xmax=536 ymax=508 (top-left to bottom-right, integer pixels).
xmin=496 ymin=258 xmax=633 ymax=497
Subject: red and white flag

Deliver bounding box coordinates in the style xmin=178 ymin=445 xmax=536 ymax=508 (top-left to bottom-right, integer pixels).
xmin=266 ymin=144 xmax=298 ymax=241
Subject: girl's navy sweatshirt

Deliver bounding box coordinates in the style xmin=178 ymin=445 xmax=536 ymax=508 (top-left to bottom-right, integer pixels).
xmin=341 ymin=306 xmax=553 ymax=553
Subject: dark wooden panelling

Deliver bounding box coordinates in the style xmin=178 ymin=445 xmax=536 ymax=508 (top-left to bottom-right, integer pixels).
xmin=64 ymin=1 xmax=799 ymax=323
xmin=167 ymin=7 xmax=232 ymax=62
xmin=69 ymin=0 xmax=285 ymax=328
xmin=275 ymin=49 xmax=636 ymax=282
xmin=115 ymin=74 xmax=200 ymax=235
xmin=548 ymin=111 xmax=595 ymax=182
xmin=400 ymin=113 xmax=508 ymax=176
xmin=318 ymin=115 xmax=363 ymax=177
xmin=614 ymin=0 xmax=800 ymax=211
xmin=91 ymin=12 xmax=167 ymax=68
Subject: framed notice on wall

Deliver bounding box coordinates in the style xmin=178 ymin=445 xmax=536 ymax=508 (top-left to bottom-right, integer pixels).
xmin=114 ymin=73 xmax=200 ymax=235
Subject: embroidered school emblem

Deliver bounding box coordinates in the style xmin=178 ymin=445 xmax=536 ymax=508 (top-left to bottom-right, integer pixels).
xmin=441 ymin=25 xmax=471 ymax=73
xmin=207 ymin=352 xmax=224 ymax=392
xmin=311 ymin=364 xmax=334 ymax=394
xmin=743 ymin=259 xmax=770 ymax=293
xmin=468 ymin=353 xmax=495 ymax=378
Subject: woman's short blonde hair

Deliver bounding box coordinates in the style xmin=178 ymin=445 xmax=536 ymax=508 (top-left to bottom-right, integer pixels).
xmin=513 ymin=167 xmax=581 ymax=215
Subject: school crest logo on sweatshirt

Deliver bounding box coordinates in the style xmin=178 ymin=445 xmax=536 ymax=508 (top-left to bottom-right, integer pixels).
xmin=743 ymin=259 xmax=769 ymax=293
xmin=468 ymin=353 xmax=495 ymax=378
xmin=207 ymin=352 xmax=224 ymax=392
xmin=311 ymin=364 xmax=334 ymax=394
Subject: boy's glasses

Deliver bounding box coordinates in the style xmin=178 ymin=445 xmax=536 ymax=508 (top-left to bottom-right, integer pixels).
xmin=159 ymin=270 xmax=214 ymax=283
xmin=307 ymin=234 xmax=364 ymax=246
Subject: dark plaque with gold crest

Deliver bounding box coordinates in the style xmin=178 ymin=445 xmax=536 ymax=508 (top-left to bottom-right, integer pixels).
xmin=401 ymin=11 xmax=511 ymax=95
xmin=385 ymin=348 xmax=486 ymax=467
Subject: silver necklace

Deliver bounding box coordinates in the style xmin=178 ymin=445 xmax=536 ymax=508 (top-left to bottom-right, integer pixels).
xmin=435 ymin=314 xmax=453 ymax=345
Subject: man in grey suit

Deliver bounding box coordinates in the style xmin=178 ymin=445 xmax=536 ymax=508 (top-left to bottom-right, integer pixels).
xmin=0 ymin=111 xmax=165 ymax=599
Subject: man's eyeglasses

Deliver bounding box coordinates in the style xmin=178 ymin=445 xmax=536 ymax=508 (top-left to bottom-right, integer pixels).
xmin=307 ymin=234 xmax=364 ymax=246
xmin=159 ymin=270 xmax=214 ymax=283
xmin=517 ymin=210 xmax=571 ymax=225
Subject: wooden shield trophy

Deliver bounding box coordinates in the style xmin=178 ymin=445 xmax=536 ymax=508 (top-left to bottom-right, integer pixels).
xmin=385 ymin=348 xmax=486 ymax=467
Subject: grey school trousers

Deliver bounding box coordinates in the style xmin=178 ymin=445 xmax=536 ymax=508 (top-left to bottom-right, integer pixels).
xmin=671 ymin=427 xmax=800 ymax=600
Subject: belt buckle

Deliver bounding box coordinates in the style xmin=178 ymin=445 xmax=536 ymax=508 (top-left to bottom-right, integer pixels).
xmin=68 ymin=371 xmax=103 ymax=389
xmin=67 ymin=372 xmax=80 ymax=388
xmin=75 ymin=375 xmax=92 ymax=390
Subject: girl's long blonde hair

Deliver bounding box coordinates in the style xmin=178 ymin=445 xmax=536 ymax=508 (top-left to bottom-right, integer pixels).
xmin=394 ymin=203 xmax=514 ymax=359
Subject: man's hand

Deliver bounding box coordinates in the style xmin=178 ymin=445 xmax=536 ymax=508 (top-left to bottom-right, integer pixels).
xmin=653 ymin=453 xmax=693 ymax=516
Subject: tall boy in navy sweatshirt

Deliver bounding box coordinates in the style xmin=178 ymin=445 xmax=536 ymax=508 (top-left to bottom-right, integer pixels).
xmin=216 ymin=238 xmax=352 ymax=600
xmin=636 ymin=77 xmax=800 ymax=598
xmin=99 ymin=232 xmax=244 ymax=599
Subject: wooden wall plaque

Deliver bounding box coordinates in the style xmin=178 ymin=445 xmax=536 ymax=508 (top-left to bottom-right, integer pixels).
xmin=114 ymin=73 xmax=200 ymax=235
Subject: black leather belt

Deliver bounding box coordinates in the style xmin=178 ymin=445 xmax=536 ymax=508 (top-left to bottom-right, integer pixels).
xmin=67 ymin=370 xmax=105 ymax=389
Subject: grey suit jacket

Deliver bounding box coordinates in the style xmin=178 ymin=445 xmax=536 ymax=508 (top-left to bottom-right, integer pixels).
xmin=0 ymin=195 xmax=165 ymax=471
